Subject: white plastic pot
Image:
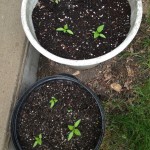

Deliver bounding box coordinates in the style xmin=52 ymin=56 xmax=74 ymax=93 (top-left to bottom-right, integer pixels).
xmin=21 ymin=0 xmax=143 ymax=69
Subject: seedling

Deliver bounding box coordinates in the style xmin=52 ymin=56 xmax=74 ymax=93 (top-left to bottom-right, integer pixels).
xmin=51 ymin=0 xmax=60 ymax=4
xmin=33 ymin=134 xmax=42 ymax=148
xmin=68 ymin=119 xmax=81 ymax=141
xmin=56 ymin=24 xmax=74 ymax=35
xmin=67 ymin=109 xmax=73 ymax=113
xmin=93 ymin=25 xmax=106 ymax=39
xmin=49 ymin=97 xmax=58 ymax=108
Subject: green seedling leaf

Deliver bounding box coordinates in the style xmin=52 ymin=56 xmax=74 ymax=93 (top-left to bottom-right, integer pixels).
xmin=33 ymin=134 xmax=42 ymax=148
xmin=97 ymin=25 xmax=104 ymax=33
xmin=99 ymin=34 xmax=106 ymax=38
xmin=67 ymin=30 xmax=74 ymax=35
xmin=51 ymin=0 xmax=60 ymax=4
xmin=39 ymin=140 xmax=42 ymax=145
xmin=93 ymin=24 xmax=106 ymax=39
xmin=56 ymin=28 xmax=64 ymax=31
xmin=74 ymin=119 xmax=81 ymax=127
xmin=54 ymin=99 xmax=58 ymax=103
xmin=50 ymin=100 xmax=55 ymax=108
xmin=67 ymin=119 xmax=81 ymax=141
xmin=39 ymin=134 xmax=42 ymax=139
xmin=64 ymin=30 xmax=67 ymax=33
xmin=68 ymin=125 xmax=74 ymax=131
xmin=51 ymin=97 xmax=58 ymax=101
xmin=55 ymin=0 xmax=60 ymax=4
xmin=67 ymin=109 xmax=72 ymax=113
xmin=56 ymin=24 xmax=74 ymax=35
xmin=49 ymin=97 xmax=58 ymax=108
xmin=33 ymin=141 xmax=38 ymax=148
xmin=68 ymin=131 xmax=74 ymax=141
xmin=74 ymin=129 xmax=81 ymax=136
xmin=35 ymin=137 xmax=39 ymax=141
xmin=94 ymin=32 xmax=100 ymax=39
xmin=64 ymin=24 xmax=68 ymax=30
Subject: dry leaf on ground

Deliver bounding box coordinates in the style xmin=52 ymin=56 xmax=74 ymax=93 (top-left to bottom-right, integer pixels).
xmin=126 ymin=66 xmax=134 ymax=77
xmin=110 ymin=83 xmax=122 ymax=93
xmin=104 ymin=74 xmax=112 ymax=81
xmin=72 ymin=71 xmax=80 ymax=76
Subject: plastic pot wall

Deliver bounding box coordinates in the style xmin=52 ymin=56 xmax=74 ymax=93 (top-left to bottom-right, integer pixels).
xmin=11 ymin=74 xmax=105 ymax=150
xmin=21 ymin=0 xmax=142 ymax=69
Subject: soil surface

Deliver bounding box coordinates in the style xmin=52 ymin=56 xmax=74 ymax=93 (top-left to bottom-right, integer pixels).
xmin=17 ymin=80 xmax=102 ymax=150
xmin=32 ymin=0 xmax=131 ymax=59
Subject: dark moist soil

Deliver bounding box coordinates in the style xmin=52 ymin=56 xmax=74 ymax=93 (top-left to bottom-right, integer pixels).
xmin=32 ymin=0 xmax=131 ymax=60
xmin=17 ymin=80 xmax=102 ymax=150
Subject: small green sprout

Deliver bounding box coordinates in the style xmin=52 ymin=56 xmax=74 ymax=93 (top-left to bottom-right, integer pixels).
xmin=56 ymin=24 xmax=74 ymax=35
xmin=49 ymin=97 xmax=58 ymax=108
xmin=67 ymin=109 xmax=73 ymax=113
xmin=33 ymin=134 xmax=42 ymax=148
xmin=93 ymin=25 xmax=106 ymax=39
xmin=51 ymin=0 xmax=60 ymax=4
xmin=68 ymin=119 xmax=81 ymax=141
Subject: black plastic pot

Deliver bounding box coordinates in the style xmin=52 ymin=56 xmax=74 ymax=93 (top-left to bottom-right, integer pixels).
xmin=11 ymin=74 xmax=105 ymax=150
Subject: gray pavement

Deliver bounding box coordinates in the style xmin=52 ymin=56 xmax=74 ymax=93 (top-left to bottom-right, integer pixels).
xmin=0 ymin=0 xmax=27 ymax=149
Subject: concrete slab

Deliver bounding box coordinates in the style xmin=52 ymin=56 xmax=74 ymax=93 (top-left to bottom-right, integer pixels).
xmin=8 ymin=44 xmax=40 ymax=150
xmin=0 ymin=0 xmax=27 ymax=149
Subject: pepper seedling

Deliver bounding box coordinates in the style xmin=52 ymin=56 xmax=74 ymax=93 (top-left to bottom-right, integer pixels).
xmin=56 ymin=24 xmax=74 ymax=35
xmin=93 ymin=25 xmax=106 ymax=39
xmin=33 ymin=134 xmax=42 ymax=148
xmin=49 ymin=97 xmax=58 ymax=108
xmin=68 ymin=119 xmax=81 ymax=141
xmin=51 ymin=0 xmax=60 ymax=4
xmin=67 ymin=109 xmax=73 ymax=113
